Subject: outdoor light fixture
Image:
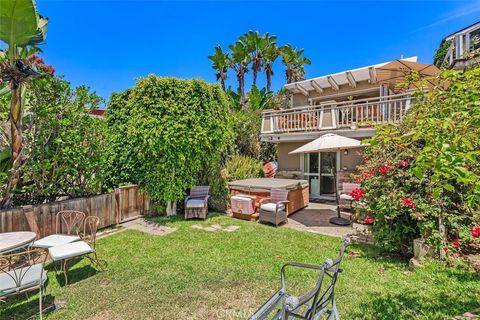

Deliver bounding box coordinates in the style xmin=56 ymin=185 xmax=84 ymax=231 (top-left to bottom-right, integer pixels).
xmin=344 ymin=149 xmax=348 ymax=155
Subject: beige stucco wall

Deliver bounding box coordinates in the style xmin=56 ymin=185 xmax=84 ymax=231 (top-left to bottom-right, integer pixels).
xmin=340 ymin=147 xmax=364 ymax=171
xmin=291 ymin=81 xmax=380 ymax=107
xmin=277 ymin=142 xmax=304 ymax=171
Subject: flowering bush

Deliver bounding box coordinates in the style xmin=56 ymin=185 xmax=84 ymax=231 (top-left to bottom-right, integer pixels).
xmin=363 ymin=216 xmax=375 ymax=225
xmin=349 ymin=188 xmax=365 ymax=201
xmin=356 ymin=67 xmax=480 ymax=257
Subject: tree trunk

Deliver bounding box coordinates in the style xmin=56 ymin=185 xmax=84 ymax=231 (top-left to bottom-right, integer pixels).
xmin=253 ymin=70 xmax=258 ymax=86
xmin=166 ymin=200 xmax=177 ymax=216
xmin=239 ymin=73 xmax=246 ymax=109
xmin=220 ymin=78 xmax=225 ymax=91
xmin=1 ymin=82 xmax=24 ymax=209
xmin=266 ymin=71 xmax=272 ymax=92
xmin=439 ymin=210 xmax=447 ymax=260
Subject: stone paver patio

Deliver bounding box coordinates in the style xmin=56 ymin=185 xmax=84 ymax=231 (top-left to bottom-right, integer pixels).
xmin=122 ymin=218 xmax=177 ymax=235
xmin=284 ymin=202 xmax=353 ymax=237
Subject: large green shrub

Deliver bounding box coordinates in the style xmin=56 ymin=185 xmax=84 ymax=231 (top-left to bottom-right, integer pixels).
xmin=124 ymin=76 xmax=232 ymax=215
xmin=357 ymin=67 xmax=480 ymax=257
xmin=0 ymin=76 xmax=108 ymax=205
xmin=221 ymin=155 xmax=263 ymax=182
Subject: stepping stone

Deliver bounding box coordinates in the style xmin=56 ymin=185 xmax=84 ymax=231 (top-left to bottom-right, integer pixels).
xmin=211 ymin=224 xmax=222 ymax=230
xmin=204 ymin=227 xmax=217 ymax=232
xmin=122 ymin=218 xmax=177 ymax=236
xmin=223 ymin=225 xmax=240 ymax=232
xmin=191 ymin=224 xmax=204 ymax=230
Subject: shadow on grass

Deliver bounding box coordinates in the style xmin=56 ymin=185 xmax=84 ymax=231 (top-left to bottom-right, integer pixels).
xmin=0 ymin=293 xmax=55 ymax=320
xmin=50 ymin=263 xmax=98 ymax=287
xmin=144 ymin=211 xmax=226 ymax=226
xmin=348 ymin=291 xmax=480 ymax=320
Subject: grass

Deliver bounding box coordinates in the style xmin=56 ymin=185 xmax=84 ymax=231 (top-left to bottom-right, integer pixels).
xmin=2 ymin=214 xmax=480 ymax=319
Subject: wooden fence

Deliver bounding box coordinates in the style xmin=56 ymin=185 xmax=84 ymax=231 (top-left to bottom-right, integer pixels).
xmin=0 ymin=185 xmax=149 ymax=237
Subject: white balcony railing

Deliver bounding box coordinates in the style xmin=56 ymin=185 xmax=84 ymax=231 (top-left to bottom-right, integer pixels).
xmin=261 ymin=93 xmax=413 ymax=134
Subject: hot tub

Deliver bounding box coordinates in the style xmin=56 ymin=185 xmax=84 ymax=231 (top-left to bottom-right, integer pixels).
xmin=228 ymin=178 xmax=309 ymax=215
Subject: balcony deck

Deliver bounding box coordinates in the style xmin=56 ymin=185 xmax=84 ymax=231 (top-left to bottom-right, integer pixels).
xmin=261 ymin=93 xmax=413 ymax=136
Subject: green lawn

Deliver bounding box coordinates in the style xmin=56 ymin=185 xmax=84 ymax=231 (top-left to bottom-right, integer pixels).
xmin=2 ymin=214 xmax=479 ymax=320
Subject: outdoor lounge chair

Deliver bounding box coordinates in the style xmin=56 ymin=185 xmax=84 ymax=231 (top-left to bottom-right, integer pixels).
xmin=259 ymin=189 xmax=289 ymax=226
xmin=184 ymin=186 xmax=210 ymax=220
xmin=339 ymin=183 xmax=360 ymax=211
xmin=0 ymin=248 xmax=49 ymax=320
xmin=32 ymin=210 xmax=85 ymax=249
xmin=48 ymin=216 xmax=102 ymax=285
xmin=249 ymin=236 xmax=351 ymax=320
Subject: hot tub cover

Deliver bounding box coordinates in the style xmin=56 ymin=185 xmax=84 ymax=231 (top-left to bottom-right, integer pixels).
xmin=228 ymin=178 xmax=308 ymax=191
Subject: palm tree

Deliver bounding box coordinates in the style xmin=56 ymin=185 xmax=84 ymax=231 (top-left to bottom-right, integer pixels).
xmin=280 ymin=44 xmax=311 ymax=83
xmin=208 ymin=45 xmax=231 ymax=91
xmin=240 ymin=31 xmax=268 ymax=87
xmin=228 ymin=41 xmax=251 ymax=107
xmin=0 ymin=0 xmax=48 ymax=208
xmin=263 ymin=34 xmax=279 ymax=92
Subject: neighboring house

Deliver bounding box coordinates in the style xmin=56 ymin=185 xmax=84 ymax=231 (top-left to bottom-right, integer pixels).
xmin=435 ymin=21 xmax=480 ymax=69
xmin=89 ymin=108 xmax=107 ymax=118
xmin=260 ymin=57 xmax=434 ymax=200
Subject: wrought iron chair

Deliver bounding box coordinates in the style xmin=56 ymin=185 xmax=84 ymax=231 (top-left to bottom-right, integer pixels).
xmin=185 ymin=186 xmax=210 ymax=220
xmin=0 ymin=248 xmax=49 ymax=320
xmin=48 ymin=216 xmax=102 ymax=285
xmin=32 ymin=210 xmax=85 ymax=249
xmin=249 ymin=237 xmax=351 ymax=320
xmin=259 ymin=189 xmax=290 ymax=226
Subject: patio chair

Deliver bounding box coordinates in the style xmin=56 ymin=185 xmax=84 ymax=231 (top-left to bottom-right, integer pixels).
xmin=339 ymin=183 xmax=360 ymax=211
xmin=259 ymin=189 xmax=289 ymax=226
xmin=249 ymin=236 xmax=351 ymax=320
xmin=184 ymin=186 xmax=210 ymax=220
xmin=0 ymin=248 xmax=49 ymax=320
xmin=48 ymin=216 xmax=101 ymax=285
xmin=32 ymin=210 xmax=85 ymax=249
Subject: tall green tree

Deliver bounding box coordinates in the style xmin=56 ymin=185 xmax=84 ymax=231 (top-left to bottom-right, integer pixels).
xmin=240 ymin=30 xmax=267 ymax=87
xmin=126 ymin=76 xmax=232 ymax=216
xmin=0 ymin=0 xmax=48 ymax=208
xmin=263 ymin=34 xmax=279 ymax=92
xmin=228 ymin=41 xmax=251 ymax=107
xmin=208 ymin=45 xmax=231 ymax=90
xmin=280 ymin=44 xmax=311 ymax=83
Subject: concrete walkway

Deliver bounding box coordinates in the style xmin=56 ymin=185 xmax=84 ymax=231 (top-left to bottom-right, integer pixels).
xmin=121 ymin=218 xmax=177 ymax=236
xmin=284 ymin=202 xmax=353 ymax=237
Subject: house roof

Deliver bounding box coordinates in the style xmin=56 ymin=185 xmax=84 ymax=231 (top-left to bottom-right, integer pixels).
xmin=284 ymin=56 xmax=418 ymax=94
xmin=89 ymin=109 xmax=107 ymax=117
xmin=443 ymin=20 xmax=480 ymax=41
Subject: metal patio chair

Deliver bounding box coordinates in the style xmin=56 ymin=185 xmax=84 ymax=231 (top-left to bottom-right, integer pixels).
xmin=48 ymin=216 xmax=102 ymax=285
xmin=259 ymin=188 xmax=290 ymax=226
xmin=185 ymin=186 xmax=210 ymax=220
xmin=0 ymin=248 xmax=49 ymax=320
xmin=32 ymin=210 xmax=85 ymax=249
xmin=249 ymin=237 xmax=351 ymax=320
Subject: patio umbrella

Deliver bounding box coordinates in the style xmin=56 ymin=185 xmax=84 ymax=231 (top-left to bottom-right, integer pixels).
xmin=290 ymin=133 xmax=365 ymax=226
xmin=375 ymin=60 xmax=439 ymax=92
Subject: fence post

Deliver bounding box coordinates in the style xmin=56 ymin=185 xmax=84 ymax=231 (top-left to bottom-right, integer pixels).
xmin=114 ymin=188 xmax=121 ymax=224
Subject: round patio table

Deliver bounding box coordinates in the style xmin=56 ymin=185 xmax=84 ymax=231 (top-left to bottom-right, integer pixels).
xmin=0 ymin=231 xmax=36 ymax=254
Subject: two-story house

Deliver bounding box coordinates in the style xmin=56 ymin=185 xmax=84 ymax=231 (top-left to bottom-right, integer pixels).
xmin=260 ymin=57 xmax=437 ymax=200
xmin=435 ymin=20 xmax=480 ymax=69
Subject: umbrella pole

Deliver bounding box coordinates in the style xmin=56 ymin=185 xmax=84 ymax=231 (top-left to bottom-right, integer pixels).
xmin=329 ymin=164 xmax=351 ymax=226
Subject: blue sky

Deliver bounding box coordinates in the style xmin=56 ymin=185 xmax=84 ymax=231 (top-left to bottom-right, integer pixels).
xmin=36 ymin=0 xmax=480 ymax=104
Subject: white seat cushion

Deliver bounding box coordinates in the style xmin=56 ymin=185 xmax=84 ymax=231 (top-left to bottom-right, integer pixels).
xmin=260 ymin=203 xmax=285 ymax=212
xmin=0 ymin=264 xmax=47 ymax=296
xmin=186 ymin=199 xmax=205 ymax=208
xmin=48 ymin=241 xmax=94 ymax=261
xmin=340 ymin=194 xmax=354 ymax=201
xmin=33 ymin=234 xmax=80 ymax=249
xmin=231 ymin=196 xmax=252 ymax=201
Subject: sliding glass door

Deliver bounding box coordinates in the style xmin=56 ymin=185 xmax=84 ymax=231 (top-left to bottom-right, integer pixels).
xmin=304 ymin=152 xmax=336 ymax=197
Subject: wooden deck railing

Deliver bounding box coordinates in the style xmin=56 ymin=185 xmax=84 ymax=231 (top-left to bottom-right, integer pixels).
xmin=261 ymin=93 xmax=414 ymax=134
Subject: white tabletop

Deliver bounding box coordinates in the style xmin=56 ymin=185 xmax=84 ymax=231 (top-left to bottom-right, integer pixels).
xmin=0 ymin=231 xmax=37 ymax=254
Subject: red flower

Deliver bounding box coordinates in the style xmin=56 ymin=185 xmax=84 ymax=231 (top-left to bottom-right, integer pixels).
xmin=400 ymin=197 xmax=414 ymax=209
xmin=349 ymin=188 xmax=365 ymax=201
xmin=363 ymin=216 xmax=375 ymax=225
xmin=452 ymin=239 xmax=460 ymax=248
xmin=354 ymin=176 xmax=362 ymax=182
xmin=379 ymin=164 xmax=391 ymax=174
xmin=471 ymin=227 xmax=480 ymax=238
xmin=400 ymin=159 xmax=410 ymax=168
